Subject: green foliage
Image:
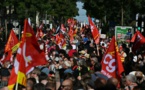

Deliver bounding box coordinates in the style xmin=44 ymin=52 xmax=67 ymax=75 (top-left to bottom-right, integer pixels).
xmin=82 ymin=0 xmax=145 ymax=35
xmin=48 ymin=0 xmax=78 ymax=22
xmin=0 ymin=0 xmax=78 ymax=24
xmin=82 ymin=0 xmax=145 ymax=25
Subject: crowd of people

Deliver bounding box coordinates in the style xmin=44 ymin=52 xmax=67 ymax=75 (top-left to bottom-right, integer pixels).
xmin=0 ymin=19 xmax=145 ymax=90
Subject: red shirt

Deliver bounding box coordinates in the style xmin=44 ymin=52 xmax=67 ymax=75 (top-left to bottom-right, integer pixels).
xmin=68 ymin=49 xmax=77 ymax=57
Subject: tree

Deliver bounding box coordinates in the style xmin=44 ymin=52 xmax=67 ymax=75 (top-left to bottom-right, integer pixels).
xmin=82 ymin=0 xmax=145 ymax=34
xmin=0 ymin=0 xmax=78 ymax=25
xmin=48 ymin=0 xmax=78 ymax=24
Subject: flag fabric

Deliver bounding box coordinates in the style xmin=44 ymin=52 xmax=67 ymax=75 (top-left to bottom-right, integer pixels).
xmin=8 ymin=38 xmax=27 ymax=90
xmin=55 ymin=33 xmax=66 ymax=49
xmin=67 ymin=18 xmax=75 ymax=29
xmin=95 ymin=35 xmax=100 ymax=44
xmin=101 ymin=36 xmax=124 ymax=80
xmin=11 ymin=42 xmax=21 ymax=53
xmin=21 ymin=19 xmax=47 ymax=66
xmin=8 ymin=19 xmax=47 ymax=90
xmin=55 ymin=34 xmax=61 ymax=45
xmin=131 ymin=32 xmax=137 ymax=43
xmin=131 ymin=31 xmax=145 ymax=53
xmin=88 ymin=15 xmax=100 ymax=44
xmin=23 ymin=19 xmax=40 ymax=50
xmin=5 ymin=29 xmax=19 ymax=53
xmin=0 ymin=51 xmax=13 ymax=64
xmin=59 ymin=33 xmax=66 ymax=48
xmin=8 ymin=58 xmax=19 ymax=90
xmin=68 ymin=28 xmax=74 ymax=43
xmin=2 ymin=29 xmax=19 ymax=64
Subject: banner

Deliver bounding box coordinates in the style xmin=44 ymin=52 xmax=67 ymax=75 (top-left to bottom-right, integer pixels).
xmin=101 ymin=36 xmax=124 ymax=79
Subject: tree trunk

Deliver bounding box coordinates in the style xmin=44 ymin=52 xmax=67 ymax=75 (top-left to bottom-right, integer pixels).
xmin=36 ymin=11 xmax=40 ymax=27
xmin=121 ymin=6 xmax=124 ymax=26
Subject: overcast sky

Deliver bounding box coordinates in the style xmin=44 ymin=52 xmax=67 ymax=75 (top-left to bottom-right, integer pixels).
xmin=74 ymin=2 xmax=88 ymax=23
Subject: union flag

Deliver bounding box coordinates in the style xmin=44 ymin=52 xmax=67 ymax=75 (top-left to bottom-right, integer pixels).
xmin=101 ymin=36 xmax=124 ymax=80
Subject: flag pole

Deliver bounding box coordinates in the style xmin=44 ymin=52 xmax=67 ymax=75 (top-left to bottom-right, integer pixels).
xmin=15 ymin=71 xmax=19 ymax=90
xmin=96 ymin=44 xmax=100 ymax=56
xmin=15 ymin=82 xmax=18 ymax=90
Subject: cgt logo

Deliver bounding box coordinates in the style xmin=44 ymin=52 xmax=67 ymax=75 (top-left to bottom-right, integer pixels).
xmin=103 ymin=54 xmax=116 ymax=73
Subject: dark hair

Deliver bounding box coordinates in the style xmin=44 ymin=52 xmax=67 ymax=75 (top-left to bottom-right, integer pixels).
xmin=94 ymin=78 xmax=106 ymax=90
xmin=27 ymin=77 xmax=36 ymax=85
xmin=73 ymin=80 xmax=85 ymax=90
xmin=105 ymin=83 xmax=117 ymax=90
xmin=33 ymin=83 xmax=45 ymax=90
xmin=106 ymin=78 xmax=117 ymax=90
xmin=63 ymin=73 xmax=76 ymax=82
xmin=27 ymin=78 xmax=36 ymax=90
xmin=13 ymin=83 xmax=26 ymax=90
xmin=45 ymin=80 xmax=56 ymax=90
xmin=73 ymin=52 xmax=78 ymax=57
xmin=128 ymin=28 xmax=131 ymax=31
xmin=39 ymin=72 xmax=48 ymax=82
xmin=94 ymin=63 xmax=102 ymax=72
xmin=86 ymin=59 xmax=92 ymax=67
xmin=133 ymin=86 xmax=141 ymax=90
xmin=140 ymin=81 xmax=145 ymax=90
xmin=0 ymin=68 xmax=10 ymax=77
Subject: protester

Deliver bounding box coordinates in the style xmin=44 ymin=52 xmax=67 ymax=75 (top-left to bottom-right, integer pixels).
xmin=0 ymin=18 xmax=145 ymax=90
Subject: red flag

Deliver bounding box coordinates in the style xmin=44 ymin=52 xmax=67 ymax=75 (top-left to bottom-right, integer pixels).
xmin=0 ymin=51 xmax=13 ymax=64
xmin=55 ymin=33 xmax=66 ymax=49
xmin=8 ymin=58 xmax=18 ymax=90
xmin=88 ymin=15 xmax=100 ymax=44
xmin=2 ymin=29 xmax=19 ymax=65
xmin=22 ymin=19 xmax=47 ymax=66
xmin=23 ymin=19 xmax=40 ymax=50
xmin=8 ymin=41 xmax=33 ymax=90
xmin=131 ymin=32 xmax=137 ymax=42
xmin=67 ymin=18 xmax=75 ymax=28
xmin=8 ymin=19 xmax=47 ymax=89
xmin=68 ymin=28 xmax=74 ymax=43
xmin=56 ymin=34 xmax=61 ymax=45
xmin=5 ymin=30 xmax=19 ymax=52
xmin=59 ymin=34 xmax=66 ymax=48
xmin=131 ymin=31 xmax=145 ymax=52
xmin=95 ymin=35 xmax=100 ymax=44
xmin=101 ymin=36 xmax=124 ymax=80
